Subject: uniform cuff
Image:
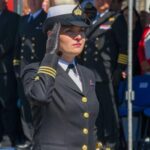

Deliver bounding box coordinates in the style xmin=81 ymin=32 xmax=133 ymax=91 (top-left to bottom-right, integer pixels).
xmin=117 ymin=63 xmax=127 ymax=71
xmin=40 ymin=53 xmax=59 ymax=68
xmin=117 ymin=53 xmax=128 ymax=65
xmin=38 ymin=53 xmax=59 ymax=78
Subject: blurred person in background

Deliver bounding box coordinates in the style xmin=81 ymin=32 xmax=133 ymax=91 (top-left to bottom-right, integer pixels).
xmin=79 ymin=0 xmax=128 ymax=149
xmin=42 ymin=0 xmax=50 ymax=12
xmin=0 ymin=0 xmax=20 ymax=147
xmin=22 ymin=0 xmax=30 ymax=15
xmin=137 ymin=10 xmax=150 ymax=141
xmin=13 ymin=0 xmax=47 ymax=149
xmin=110 ymin=0 xmax=124 ymax=12
xmin=140 ymin=10 xmax=150 ymax=29
xmin=83 ymin=2 xmax=97 ymax=25
xmin=122 ymin=6 xmax=142 ymax=76
xmin=138 ymin=24 xmax=150 ymax=75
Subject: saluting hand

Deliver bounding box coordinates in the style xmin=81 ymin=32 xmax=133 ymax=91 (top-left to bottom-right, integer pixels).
xmin=46 ymin=22 xmax=62 ymax=56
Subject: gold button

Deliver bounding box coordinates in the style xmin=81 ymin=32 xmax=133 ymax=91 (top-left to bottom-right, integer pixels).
xmin=21 ymin=49 xmax=24 ymax=53
xmin=83 ymin=112 xmax=89 ymax=118
xmin=96 ymin=142 xmax=103 ymax=149
xmin=83 ymin=58 xmax=87 ymax=61
xmin=95 ymin=44 xmax=98 ymax=48
xmin=82 ymin=97 xmax=87 ymax=103
xmin=32 ymin=43 xmax=35 ymax=47
xmin=21 ymin=56 xmax=24 ymax=59
xmin=83 ymin=128 xmax=88 ymax=134
xmin=107 ymin=47 xmax=110 ymax=51
xmin=21 ymin=43 xmax=24 ymax=46
xmin=31 ymin=56 xmax=34 ymax=59
xmin=82 ymin=145 xmax=88 ymax=150
xmin=94 ymin=58 xmax=98 ymax=61
xmin=32 ymin=37 xmax=35 ymax=40
xmin=22 ymin=37 xmax=25 ymax=40
xmin=84 ymin=51 xmax=87 ymax=54
xmin=32 ymin=49 xmax=35 ymax=53
xmin=94 ymin=51 xmax=98 ymax=55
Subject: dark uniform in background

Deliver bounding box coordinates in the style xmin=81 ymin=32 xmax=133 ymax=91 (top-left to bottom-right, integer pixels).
xmin=13 ymin=9 xmax=47 ymax=145
xmin=79 ymin=10 xmax=128 ymax=149
xmin=0 ymin=7 xmax=20 ymax=145
xmin=14 ymin=9 xmax=47 ymax=70
xmin=83 ymin=2 xmax=97 ymax=25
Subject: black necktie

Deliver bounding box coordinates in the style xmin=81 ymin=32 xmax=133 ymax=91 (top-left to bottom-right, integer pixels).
xmin=66 ymin=64 xmax=77 ymax=75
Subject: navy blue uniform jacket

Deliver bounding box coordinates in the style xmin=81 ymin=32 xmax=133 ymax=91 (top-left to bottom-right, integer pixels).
xmin=21 ymin=53 xmax=99 ymax=150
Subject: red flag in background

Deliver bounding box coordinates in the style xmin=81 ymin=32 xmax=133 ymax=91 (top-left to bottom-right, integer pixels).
xmin=7 ymin=0 xmax=14 ymax=11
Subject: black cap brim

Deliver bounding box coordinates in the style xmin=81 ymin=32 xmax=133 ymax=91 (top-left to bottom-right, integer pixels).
xmin=43 ymin=14 xmax=88 ymax=33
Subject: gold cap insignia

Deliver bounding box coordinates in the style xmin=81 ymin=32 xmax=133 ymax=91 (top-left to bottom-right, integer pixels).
xmin=73 ymin=7 xmax=82 ymax=16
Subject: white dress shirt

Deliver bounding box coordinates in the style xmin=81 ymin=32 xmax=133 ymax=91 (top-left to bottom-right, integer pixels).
xmin=58 ymin=59 xmax=83 ymax=92
xmin=93 ymin=9 xmax=109 ymax=24
xmin=28 ymin=9 xmax=42 ymax=22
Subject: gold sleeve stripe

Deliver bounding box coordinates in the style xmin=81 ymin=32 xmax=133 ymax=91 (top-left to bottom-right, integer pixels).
xmin=118 ymin=54 xmax=128 ymax=59
xmin=119 ymin=57 xmax=127 ymax=60
xmin=38 ymin=70 xmax=56 ymax=78
xmin=38 ymin=68 xmax=56 ymax=76
xmin=118 ymin=60 xmax=127 ymax=64
xmin=39 ymin=66 xmax=56 ymax=74
xmin=118 ymin=58 xmax=127 ymax=62
xmin=38 ymin=71 xmax=56 ymax=78
xmin=118 ymin=54 xmax=128 ymax=64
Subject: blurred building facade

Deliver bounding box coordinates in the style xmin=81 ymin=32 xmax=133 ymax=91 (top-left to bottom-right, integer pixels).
xmin=8 ymin=0 xmax=150 ymax=15
xmin=8 ymin=0 xmax=50 ymax=15
xmin=135 ymin=0 xmax=150 ymax=12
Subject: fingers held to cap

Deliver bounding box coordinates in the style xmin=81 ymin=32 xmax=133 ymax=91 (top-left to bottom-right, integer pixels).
xmin=46 ymin=22 xmax=61 ymax=54
xmin=51 ymin=22 xmax=61 ymax=50
xmin=52 ymin=22 xmax=61 ymax=34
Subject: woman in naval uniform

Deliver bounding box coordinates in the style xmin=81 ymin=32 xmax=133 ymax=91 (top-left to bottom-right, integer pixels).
xmin=21 ymin=3 xmax=100 ymax=150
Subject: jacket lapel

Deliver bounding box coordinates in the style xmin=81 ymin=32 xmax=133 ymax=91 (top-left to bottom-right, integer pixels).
xmin=57 ymin=65 xmax=83 ymax=94
xmin=77 ymin=64 xmax=90 ymax=95
xmin=32 ymin=9 xmax=46 ymax=26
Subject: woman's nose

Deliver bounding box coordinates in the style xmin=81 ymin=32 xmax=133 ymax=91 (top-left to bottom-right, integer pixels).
xmin=74 ymin=34 xmax=82 ymax=41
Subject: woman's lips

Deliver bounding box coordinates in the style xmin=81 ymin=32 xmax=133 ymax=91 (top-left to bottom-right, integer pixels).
xmin=72 ymin=43 xmax=82 ymax=47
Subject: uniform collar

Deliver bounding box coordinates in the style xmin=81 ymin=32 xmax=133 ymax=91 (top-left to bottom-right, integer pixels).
xmin=30 ymin=9 xmax=42 ymax=19
xmin=92 ymin=9 xmax=109 ymax=24
xmin=96 ymin=9 xmax=109 ymax=18
xmin=58 ymin=59 xmax=76 ymax=71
